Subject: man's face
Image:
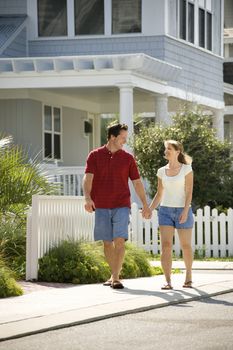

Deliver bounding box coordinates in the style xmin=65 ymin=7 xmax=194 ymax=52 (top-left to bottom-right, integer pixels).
xmin=111 ymin=130 xmax=128 ymax=149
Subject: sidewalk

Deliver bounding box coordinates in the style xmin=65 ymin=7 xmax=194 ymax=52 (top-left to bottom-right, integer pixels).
xmin=0 ymin=261 xmax=233 ymax=342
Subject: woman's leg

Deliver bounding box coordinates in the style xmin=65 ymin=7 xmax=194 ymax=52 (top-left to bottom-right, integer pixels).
xmin=160 ymin=226 xmax=175 ymax=286
xmin=177 ymin=228 xmax=193 ymax=284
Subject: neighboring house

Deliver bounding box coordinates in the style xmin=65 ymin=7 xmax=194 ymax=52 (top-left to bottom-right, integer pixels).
xmin=224 ymin=0 xmax=233 ymax=147
xmin=0 ymin=0 xmax=225 ymax=178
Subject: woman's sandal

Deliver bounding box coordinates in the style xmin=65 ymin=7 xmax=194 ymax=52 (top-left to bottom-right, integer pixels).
xmin=183 ymin=281 xmax=193 ymax=288
xmin=161 ymin=283 xmax=173 ymax=290
xmin=103 ymin=279 xmax=112 ymax=286
xmin=111 ymin=280 xmax=124 ymax=289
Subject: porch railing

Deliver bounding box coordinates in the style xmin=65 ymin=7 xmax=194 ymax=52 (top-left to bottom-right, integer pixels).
xmin=26 ymin=196 xmax=233 ymax=280
xmin=43 ymin=166 xmax=85 ymax=196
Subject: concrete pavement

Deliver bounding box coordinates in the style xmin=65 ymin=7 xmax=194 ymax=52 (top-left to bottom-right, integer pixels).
xmin=0 ymin=261 xmax=233 ymax=342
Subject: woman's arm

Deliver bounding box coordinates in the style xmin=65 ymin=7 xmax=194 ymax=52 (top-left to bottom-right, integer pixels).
xmin=149 ymin=178 xmax=164 ymax=210
xmin=179 ymin=171 xmax=193 ymax=223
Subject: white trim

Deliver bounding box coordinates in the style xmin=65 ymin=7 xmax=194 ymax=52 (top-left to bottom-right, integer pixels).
xmin=0 ymin=73 xmax=223 ymax=110
xmin=166 ymin=34 xmax=223 ymax=58
xmin=225 ymin=106 xmax=233 ymax=115
xmin=104 ymin=0 xmax=111 ymax=36
xmin=164 ymin=0 xmax=169 ymax=35
xmin=27 ymin=0 xmax=38 ymax=40
xmin=220 ymin=0 xmax=224 ymax=57
xmin=224 ymin=83 xmax=233 ymax=95
xmin=67 ymin=0 xmax=75 ymax=37
xmin=166 ymin=85 xmax=224 ymax=109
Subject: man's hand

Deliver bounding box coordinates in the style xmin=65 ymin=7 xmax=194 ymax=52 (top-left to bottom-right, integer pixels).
xmin=84 ymin=198 xmax=95 ymax=213
xmin=142 ymin=205 xmax=152 ymax=219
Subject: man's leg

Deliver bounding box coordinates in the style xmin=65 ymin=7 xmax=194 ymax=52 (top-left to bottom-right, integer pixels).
xmin=112 ymin=237 xmax=125 ymax=282
xmin=103 ymin=240 xmax=115 ymax=282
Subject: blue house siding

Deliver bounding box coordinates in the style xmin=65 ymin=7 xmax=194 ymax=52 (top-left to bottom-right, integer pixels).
xmin=28 ymin=34 xmax=223 ymax=102
xmin=0 ymin=0 xmax=27 ymax=15
xmin=163 ymin=37 xmax=223 ymax=102
xmin=1 ymin=28 xmax=27 ymax=57
xmin=28 ymin=36 xmax=165 ymax=60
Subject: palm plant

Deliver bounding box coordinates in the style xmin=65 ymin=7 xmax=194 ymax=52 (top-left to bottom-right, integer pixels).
xmin=0 ymin=136 xmax=55 ymax=214
xmin=0 ymin=135 xmax=56 ymax=278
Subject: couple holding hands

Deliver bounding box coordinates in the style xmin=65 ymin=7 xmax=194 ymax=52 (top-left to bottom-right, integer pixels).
xmin=83 ymin=123 xmax=193 ymax=290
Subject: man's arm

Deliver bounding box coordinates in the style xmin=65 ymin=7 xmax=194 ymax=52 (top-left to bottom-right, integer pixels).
xmin=82 ymin=173 xmax=95 ymax=213
xmin=132 ymin=179 xmax=151 ymax=219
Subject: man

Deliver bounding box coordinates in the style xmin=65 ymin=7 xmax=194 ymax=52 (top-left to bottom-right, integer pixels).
xmin=83 ymin=123 xmax=151 ymax=289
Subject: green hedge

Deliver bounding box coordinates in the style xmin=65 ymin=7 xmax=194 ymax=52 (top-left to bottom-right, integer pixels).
xmin=0 ymin=260 xmax=23 ymax=298
xmin=38 ymin=240 xmax=162 ymax=284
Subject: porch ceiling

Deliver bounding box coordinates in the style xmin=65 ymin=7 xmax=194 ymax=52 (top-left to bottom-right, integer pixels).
xmin=43 ymin=86 xmax=182 ymax=113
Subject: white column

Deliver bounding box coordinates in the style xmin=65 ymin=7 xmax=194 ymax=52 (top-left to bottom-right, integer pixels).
xmin=93 ymin=114 xmax=101 ymax=148
xmin=212 ymin=109 xmax=224 ymax=141
xmin=119 ymin=85 xmax=134 ymax=138
xmin=154 ymin=94 xmax=170 ymax=124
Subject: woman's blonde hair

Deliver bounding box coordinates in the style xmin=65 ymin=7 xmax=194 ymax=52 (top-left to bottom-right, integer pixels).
xmin=164 ymin=140 xmax=192 ymax=164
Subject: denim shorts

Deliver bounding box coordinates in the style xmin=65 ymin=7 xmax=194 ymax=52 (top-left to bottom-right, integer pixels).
xmin=158 ymin=206 xmax=194 ymax=229
xmin=94 ymin=207 xmax=130 ymax=241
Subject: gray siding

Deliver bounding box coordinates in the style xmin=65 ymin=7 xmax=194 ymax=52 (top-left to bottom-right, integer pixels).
xmin=29 ymin=36 xmax=165 ymax=60
xmin=0 ymin=99 xmax=42 ymax=160
xmin=29 ymin=34 xmax=223 ymax=102
xmin=0 ymin=99 xmax=89 ymax=166
xmin=163 ymin=36 xmax=223 ymax=101
xmin=1 ymin=28 xmax=27 ymax=57
xmin=62 ymin=107 xmax=88 ymax=166
xmin=0 ymin=0 xmax=27 ymax=15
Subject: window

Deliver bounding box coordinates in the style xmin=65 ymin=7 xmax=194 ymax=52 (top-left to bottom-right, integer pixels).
xmin=179 ymin=0 xmax=194 ymax=43
xmin=38 ymin=0 xmax=67 ymax=37
xmin=199 ymin=8 xmax=205 ymax=48
xmin=178 ymin=0 xmax=212 ymax=51
xmin=112 ymin=0 xmax=141 ymax=34
xmin=43 ymin=105 xmax=62 ymax=160
xmin=179 ymin=0 xmax=186 ymax=40
xmin=188 ymin=2 xmax=194 ymax=43
xmin=206 ymin=12 xmax=212 ymax=51
xmin=74 ymin=0 xmax=104 ymax=35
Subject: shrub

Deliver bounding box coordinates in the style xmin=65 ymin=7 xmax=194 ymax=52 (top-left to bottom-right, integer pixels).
xmin=121 ymin=243 xmax=154 ymax=278
xmin=38 ymin=240 xmax=158 ymax=284
xmin=0 ymin=213 xmax=26 ymax=278
xmin=0 ymin=260 xmax=23 ymax=298
xmin=133 ymin=108 xmax=233 ymax=209
xmin=39 ymin=240 xmax=110 ymax=284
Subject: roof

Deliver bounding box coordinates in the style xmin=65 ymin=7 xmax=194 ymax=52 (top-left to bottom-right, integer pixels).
xmin=0 ymin=15 xmax=27 ymax=49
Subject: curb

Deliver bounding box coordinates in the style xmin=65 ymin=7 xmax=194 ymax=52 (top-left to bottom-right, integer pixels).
xmin=1 ymin=287 xmax=233 ymax=342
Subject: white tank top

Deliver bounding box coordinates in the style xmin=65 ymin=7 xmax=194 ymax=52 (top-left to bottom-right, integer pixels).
xmin=157 ymin=164 xmax=193 ymax=207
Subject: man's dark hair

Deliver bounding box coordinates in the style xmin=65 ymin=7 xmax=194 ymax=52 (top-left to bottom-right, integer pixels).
xmin=107 ymin=123 xmax=128 ymax=140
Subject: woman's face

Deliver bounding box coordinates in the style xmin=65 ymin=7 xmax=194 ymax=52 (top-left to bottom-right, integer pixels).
xmin=164 ymin=143 xmax=180 ymax=160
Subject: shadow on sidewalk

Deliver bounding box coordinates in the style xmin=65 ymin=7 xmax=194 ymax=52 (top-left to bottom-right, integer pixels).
xmin=112 ymin=286 xmax=233 ymax=306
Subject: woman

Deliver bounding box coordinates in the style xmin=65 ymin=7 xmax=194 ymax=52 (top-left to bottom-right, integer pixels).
xmin=150 ymin=140 xmax=194 ymax=290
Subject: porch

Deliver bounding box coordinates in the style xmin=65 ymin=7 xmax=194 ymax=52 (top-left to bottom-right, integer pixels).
xmin=0 ymin=53 xmax=225 ymax=168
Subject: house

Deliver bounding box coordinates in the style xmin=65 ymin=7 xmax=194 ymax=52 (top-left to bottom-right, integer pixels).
xmin=0 ymin=0 xmax=225 ymax=193
xmin=224 ymin=0 xmax=233 ymax=146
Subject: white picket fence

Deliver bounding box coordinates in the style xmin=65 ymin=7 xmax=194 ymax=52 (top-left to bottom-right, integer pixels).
xmin=26 ymin=196 xmax=233 ymax=280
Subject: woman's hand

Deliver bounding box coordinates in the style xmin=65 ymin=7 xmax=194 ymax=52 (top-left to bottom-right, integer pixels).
xmin=179 ymin=209 xmax=188 ymax=224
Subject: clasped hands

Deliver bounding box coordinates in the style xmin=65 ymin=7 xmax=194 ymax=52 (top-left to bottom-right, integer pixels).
xmin=142 ymin=206 xmax=152 ymax=219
